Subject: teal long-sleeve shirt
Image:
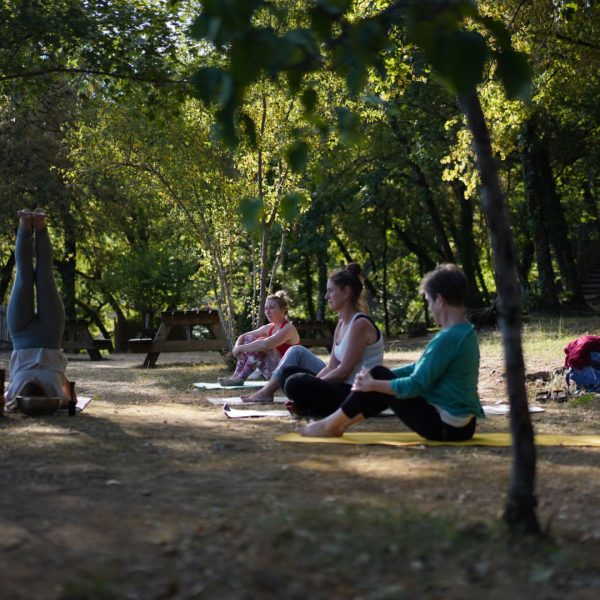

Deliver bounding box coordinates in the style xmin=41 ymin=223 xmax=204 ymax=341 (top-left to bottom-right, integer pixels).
xmin=390 ymin=323 xmax=484 ymax=418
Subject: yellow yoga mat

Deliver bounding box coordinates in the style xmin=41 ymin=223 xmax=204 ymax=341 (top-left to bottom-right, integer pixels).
xmin=276 ymin=432 xmax=600 ymax=447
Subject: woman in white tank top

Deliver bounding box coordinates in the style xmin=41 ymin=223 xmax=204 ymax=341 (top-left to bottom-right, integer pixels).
xmin=283 ymin=263 xmax=383 ymax=418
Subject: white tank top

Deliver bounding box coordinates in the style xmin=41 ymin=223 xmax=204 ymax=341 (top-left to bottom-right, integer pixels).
xmin=334 ymin=312 xmax=384 ymax=385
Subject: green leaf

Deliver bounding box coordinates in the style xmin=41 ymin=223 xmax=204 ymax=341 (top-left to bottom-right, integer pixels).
xmin=238 ymin=197 xmax=263 ymax=234
xmin=352 ymin=17 xmax=388 ymax=65
xmin=240 ymin=113 xmax=257 ymax=148
xmin=286 ymin=140 xmax=309 ymax=173
xmin=346 ymin=64 xmax=367 ymax=97
xmin=192 ymin=67 xmax=233 ymax=106
xmin=315 ymin=0 xmax=352 ymax=18
xmin=280 ymin=191 xmax=305 ymax=223
xmin=496 ymin=50 xmax=532 ymax=100
xmin=479 ymin=15 xmax=511 ymax=48
xmin=337 ymin=107 xmax=361 ymax=146
xmin=214 ymin=105 xmax=238 ymax=147
xmin=301 ymin=88 xmax=318 ymax=115
xmin=432 ymin=29 xmax=488 ymax=94
xmin=189 ymin=0 xmax=264 ymax=47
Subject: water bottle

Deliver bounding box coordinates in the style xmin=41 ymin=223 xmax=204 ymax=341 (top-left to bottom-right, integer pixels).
xmin=68 ymin=380 xmax=77 ymax=416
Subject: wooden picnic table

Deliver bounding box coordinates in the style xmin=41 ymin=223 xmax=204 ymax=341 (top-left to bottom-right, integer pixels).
xmin=128 ymin=309 xmax=228 ymax=368
xmin=62 ymin=319 xmax=113 ymax=360
xmin=296 ymin=320 xmax=335 ymax=352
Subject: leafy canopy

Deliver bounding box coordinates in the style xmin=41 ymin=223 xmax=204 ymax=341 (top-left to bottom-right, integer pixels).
xmin=188 ymin=0 xmax=531 ymax=148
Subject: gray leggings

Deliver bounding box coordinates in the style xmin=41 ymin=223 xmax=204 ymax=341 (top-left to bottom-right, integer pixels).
xmin=7 ymin=227 xmax=65 ymax=350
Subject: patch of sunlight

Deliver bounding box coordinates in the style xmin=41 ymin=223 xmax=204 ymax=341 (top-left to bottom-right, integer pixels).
xmin=293 ymin=455 xmax=447 ymax=482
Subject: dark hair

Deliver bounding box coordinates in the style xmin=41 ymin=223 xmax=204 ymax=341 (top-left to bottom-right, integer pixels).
xmin=19 ymin=380 xmax=48 ymax=397
xmin=329 ymin=262 xmax=366 ymax=311
xmin=266 ymin=290 xmax=290 ymax=315
xmin=419 ymin=263 xmax=467 ymax=307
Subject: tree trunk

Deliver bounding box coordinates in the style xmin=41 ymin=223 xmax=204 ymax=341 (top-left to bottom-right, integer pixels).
xmin=60 ymin=211 xmax=77 ymax=321
xmin=452 ymin=180 xmax=484 ymax=307
xmin=580 ymin=167 xmax=600 ymax=245
xmin=382 ymin=207 xmax=390 ymax=336
xmin=303 ymin=255 xmax=316 ymax=320
xmin=521 ymin=119 xmax=560 ymax=310
xmin=75 ymin=299 xmax=112 ymax=340
xmin=524 ymin=116 xmax=582 ymax=305
xmin=392 ymin=225 xmax=437 ymax=271
xmin=459 ymin=89 xmax=540 ymax=534
xmin=516 ymin=236 xmax=535 ymax=304
xmin=411 ymin=161 xmax=456 ymax=263
xmin=0 ymin=251 xmax=15 ymax=305
xmin=316 ymin=250 xmax=328 ymax=320
xmin=332 ymin=232 xmax=378 ymax=300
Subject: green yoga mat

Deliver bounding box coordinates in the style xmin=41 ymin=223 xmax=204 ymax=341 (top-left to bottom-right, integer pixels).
xmin=276 ymin=432 xmax=600 ymax=447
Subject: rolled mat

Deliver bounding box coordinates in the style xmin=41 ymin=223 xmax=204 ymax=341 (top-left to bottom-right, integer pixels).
xmin=276 ymin=432 xmax=600 ymax=447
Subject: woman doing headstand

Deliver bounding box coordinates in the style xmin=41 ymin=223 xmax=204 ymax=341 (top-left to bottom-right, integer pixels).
xmin=3 ymin=210 xmax=74 ymax=411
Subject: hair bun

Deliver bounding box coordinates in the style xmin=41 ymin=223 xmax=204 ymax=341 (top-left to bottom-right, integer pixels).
xmin=346 ymin=262 xmax=362 ymax=277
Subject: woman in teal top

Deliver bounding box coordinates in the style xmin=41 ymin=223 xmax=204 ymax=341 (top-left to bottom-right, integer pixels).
xmin=299 ymin=263 xmax=484 ymax=441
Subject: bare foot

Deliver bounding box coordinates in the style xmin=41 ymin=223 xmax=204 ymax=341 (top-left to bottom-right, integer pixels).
xmin=218 ymin=376 xmax=245 ymax=386
xmin=241 ymin=390 xmax=274 ymax=403
xmin=297 ymin=419 xmax=343 ymax=437
xmin=18 ymin=209 xmax=32 ymax=231
xmin=284 ymin=400 xmax=300 ymax=416
xmin=31 ymin=209 xmax=47 ymax=230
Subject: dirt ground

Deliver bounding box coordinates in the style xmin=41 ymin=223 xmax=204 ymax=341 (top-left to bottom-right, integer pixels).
xmin=2 ymin=329 xmax=600 ymax=600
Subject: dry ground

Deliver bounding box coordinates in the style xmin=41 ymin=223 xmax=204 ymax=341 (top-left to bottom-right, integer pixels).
xmin=2 ymin=318 xmax=600 ymax=599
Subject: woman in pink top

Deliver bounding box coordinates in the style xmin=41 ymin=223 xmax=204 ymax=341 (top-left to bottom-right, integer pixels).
xmin=218 ymin=291 xmax=300 ymax=386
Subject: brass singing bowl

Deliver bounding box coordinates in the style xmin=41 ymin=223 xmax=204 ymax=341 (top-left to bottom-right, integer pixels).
xmin=16 ymin=395 xmax=61 ymax=416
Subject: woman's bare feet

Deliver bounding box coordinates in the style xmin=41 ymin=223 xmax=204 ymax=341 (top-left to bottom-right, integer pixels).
xmin=241 ymin=377 xmax=279 ymax=402
xmin=218 ymin=376 xmax=245 ymax=386
xmin=31 ymin=208 xmax=47 ymax=230
xmin=18 ymin=209 xmax=32 ymax=231
xmin=297 ymin=418 xmax=344 ymax=437
xmin=297 ymin=409 xmax=363 ymax=437
xmin=241 ymin=390 xmax=274 ymax=403
xmin=284 ymin=399 xmax=300 ymax=415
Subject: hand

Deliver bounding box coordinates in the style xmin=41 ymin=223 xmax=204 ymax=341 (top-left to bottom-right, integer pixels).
xmin=351 ymin=368 xmax=369 ymax=392
xmin=232 ymin=346 xmax=242 ymax=358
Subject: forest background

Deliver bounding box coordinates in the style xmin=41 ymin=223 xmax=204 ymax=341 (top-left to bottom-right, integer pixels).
xmin=1 ymin=0 xmax=599 ymax=348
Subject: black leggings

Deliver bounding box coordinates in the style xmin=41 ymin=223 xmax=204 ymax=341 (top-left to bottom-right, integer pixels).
xmin=341 ymin=366 xmax=476 ymax=442
xmin=282 ymin=367 xmax=352 ymax=418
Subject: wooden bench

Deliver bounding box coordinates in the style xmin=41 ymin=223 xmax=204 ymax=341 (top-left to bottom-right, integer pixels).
xmin=296 ymin=320 xmax=335 ymax=352
xmin=62 ymin=319 xmax=113 ymax=360
xmin=128 ymin=309 xmax=228 ymax=368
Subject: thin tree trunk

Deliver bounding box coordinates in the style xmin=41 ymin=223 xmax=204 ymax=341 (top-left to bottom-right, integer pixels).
xmin=75 ymin=299 xmax=111 ymax=340
xmin=521 ymin=119 xmax=560 ymax=310
xmin=303 ymin=255 xmax=316 ymax=321
xmin=459 ymin=89 xmax=540 ymax=534
xmin=332 ymin=232 xmax=378 ymax=299
xmin=392 ymin=225 xmax=437 ymax=271
xmin=411 ymin=161 xmax=456 ymax=263
xmin=60 ymin=211 xmax=77 ymax=321
xmin=453 ymin=180 xmax=484 ymax=307
xmin=581 ymin=168 xmax=600 ymax=245
xmin=0 ymin=251 xmax=15 ymax=305
xmin=316 ymin=251 xmax=328 ymax=320
xmin=269 ymin=228 xmax=287 ymax=294
xmin=382 ymin=207 xmax=390 ymax=336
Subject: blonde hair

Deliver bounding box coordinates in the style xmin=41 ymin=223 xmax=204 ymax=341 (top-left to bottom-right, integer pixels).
xmin=266 ymin=290 xmax=290 ymax=315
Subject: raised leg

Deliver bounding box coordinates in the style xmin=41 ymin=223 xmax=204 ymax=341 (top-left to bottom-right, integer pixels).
xmin=34 ymin=225 xmax=65 ymax=347
xmin=6 ymin=220 xmax=35 ymax=337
